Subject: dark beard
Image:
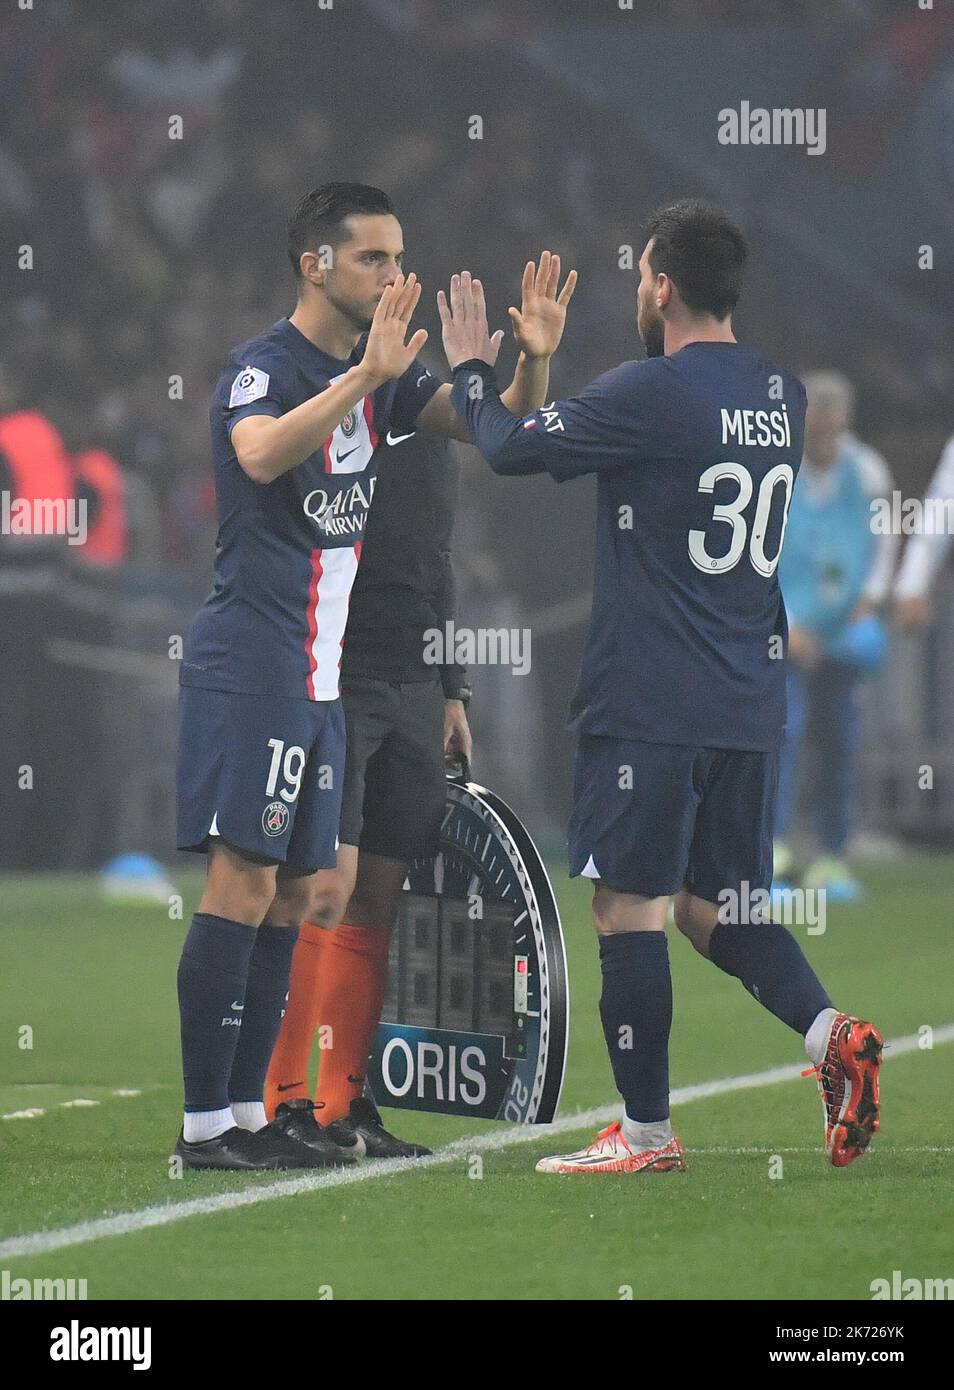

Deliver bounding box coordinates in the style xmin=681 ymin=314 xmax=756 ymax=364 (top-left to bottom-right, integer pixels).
xmin=642 ymin=316 xmax=665 ymax=359
xmin=325 ymin=283 xmax=374 ymax=334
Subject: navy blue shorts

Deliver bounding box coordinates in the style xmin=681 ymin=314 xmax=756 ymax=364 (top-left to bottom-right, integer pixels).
xmin=568 ymin=735 xmax=779 ymax=902
xmin=177 ymin=687 xmax=345 ymax=874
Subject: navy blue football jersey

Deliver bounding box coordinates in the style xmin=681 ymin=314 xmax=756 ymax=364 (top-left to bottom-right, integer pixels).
xmin=450 ymin=343 xmax=805 ymax=751
xmin=181 ymin=318 xmax=442 ymax=701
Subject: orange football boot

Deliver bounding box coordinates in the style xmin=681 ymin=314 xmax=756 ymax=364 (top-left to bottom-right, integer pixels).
xmin=804 ymin=1012 xmax=883 ymax=1167
xmin=535 ymin=1121 xmax=686 ymax=1174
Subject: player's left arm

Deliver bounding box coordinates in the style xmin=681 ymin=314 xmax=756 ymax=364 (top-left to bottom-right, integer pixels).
xmin=416 ymin=255 xmax=577 ymax=443
xmin=437 ymin=269 xmax=650 ymax=478
xmin=452 ymin=357 xmax=652 ymax=480
xmin=415 ymin=355 xmax=548 ymax=445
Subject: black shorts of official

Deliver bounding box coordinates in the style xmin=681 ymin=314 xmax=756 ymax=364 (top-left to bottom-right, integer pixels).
xmin=568 ymin=735 xmax=779 ymax=903
xmin=177 ymin=686 xmax=345 ymax=875
xmin=338 ymin=675 xmax=446 ymax=862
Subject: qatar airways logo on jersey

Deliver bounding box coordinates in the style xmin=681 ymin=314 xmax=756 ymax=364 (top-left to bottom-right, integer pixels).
xmin=302 ymin=476 xmax=377 ymax=537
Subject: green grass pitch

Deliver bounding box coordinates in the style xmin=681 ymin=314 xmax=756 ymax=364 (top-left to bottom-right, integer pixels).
xmin=1 ymin=860 xmax=952 ymax=1301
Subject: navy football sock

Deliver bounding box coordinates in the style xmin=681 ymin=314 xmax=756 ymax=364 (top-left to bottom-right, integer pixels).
xmin=228 ymin=922 xmax=300 ymax=1105
xmin=708 ymin=921 xmax=832 ymax=1036
xmin=177 ymin=913 xmax=257 ymax=1113
xmin=598 ymin=931 xmax=672 ymax=1123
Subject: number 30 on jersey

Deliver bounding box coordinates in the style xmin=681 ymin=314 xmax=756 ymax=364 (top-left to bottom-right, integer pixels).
xmin=689 ymin=461 xmax=794 ymax=577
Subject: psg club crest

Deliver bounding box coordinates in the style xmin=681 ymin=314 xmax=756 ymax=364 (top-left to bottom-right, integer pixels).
xmin=261 ymin=801 xmax=290 ymax=837
xmin=367 ymin=762 xmax=569 ymax=1124
xmin=339 ymin=407 xmax=358 ymax=438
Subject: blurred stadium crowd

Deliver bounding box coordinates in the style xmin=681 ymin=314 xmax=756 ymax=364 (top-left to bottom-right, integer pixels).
xmin=2 ymin=0 xmax=953 ymax=867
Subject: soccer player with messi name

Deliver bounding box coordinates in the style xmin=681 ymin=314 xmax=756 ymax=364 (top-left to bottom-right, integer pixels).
xmin=174 ymin=183 xmax=567 ymax=1171
xmin=443 ymin=199 xmax=883 ymax=1175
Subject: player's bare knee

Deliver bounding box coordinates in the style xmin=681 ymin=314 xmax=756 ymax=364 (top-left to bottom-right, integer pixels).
xmin=673 ymin=893 xmax=716 ymax=956
xmin=306 ymin=895 xmax=345 ymax=930
xmin=238 ymin=889 xmax=275 ymax=925
xmin=592 ymin=902 xmax=632 ymax=936
xmin=303 ymin=877 xmax=350 ymax=929
xmin=591 ymin=884 xmax=668 ymax=935
xmin=200 ymin=847 xmax=277 ymax=925
xmin=265 ymin=872 xmax=316 ymax=929
xmin=266 ymin=890 xmax=311 ymax=930
xmin=294 ymin=846 xmax=358 ymax=928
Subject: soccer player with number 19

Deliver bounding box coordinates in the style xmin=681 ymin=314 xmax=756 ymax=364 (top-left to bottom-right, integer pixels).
xmin=173 ymin=183 xmax=566 ymax=1171
xmin=443 ymin=199 xmax=883 ymax=1174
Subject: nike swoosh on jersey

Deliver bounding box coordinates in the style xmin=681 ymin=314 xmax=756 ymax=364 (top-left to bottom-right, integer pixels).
xmin=336 ymin=445 xmax=361 ymax=464
xmin=386 ymin=431 xmax=416 ymax=446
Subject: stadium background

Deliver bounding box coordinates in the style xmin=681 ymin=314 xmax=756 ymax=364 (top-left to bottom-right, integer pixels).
xmin=3 ymin=0 xmax=954 ymax=1312
xmin=3 ymin=0 xmax=954 ymax=871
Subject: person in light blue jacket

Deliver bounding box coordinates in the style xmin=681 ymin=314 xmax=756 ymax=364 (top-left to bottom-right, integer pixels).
xmin=776 ymin=372 xmax=897 ymax=900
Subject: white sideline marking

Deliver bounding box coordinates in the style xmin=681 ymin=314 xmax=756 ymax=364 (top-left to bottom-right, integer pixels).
xmin=1 ymin=1023 xmax=951 ymax=1260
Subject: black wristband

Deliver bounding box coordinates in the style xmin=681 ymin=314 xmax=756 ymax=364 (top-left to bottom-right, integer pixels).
xmin=444 ymin=685 xmax=472 ymax=707
xmin=451 ymin=358 xmax=496 ymax=378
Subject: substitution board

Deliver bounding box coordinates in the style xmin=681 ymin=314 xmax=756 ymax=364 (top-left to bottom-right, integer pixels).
xmin=367 ymin=765 xmax=569 ymax=1123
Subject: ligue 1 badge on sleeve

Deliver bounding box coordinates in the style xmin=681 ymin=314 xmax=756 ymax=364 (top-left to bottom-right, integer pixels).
xmin=229 ymin=365 xmax=270 ymax=408
xmin=367 ymin=757 xmax=569 ymax=1124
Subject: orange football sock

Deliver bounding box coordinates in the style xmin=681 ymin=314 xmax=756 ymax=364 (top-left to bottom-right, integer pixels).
xmin=313 ymin=922 xmax=390 ymax=1124
xmin=264 ymin=919 xmax=328 ymax=1120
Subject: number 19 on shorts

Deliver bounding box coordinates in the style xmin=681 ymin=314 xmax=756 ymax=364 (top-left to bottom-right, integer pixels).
xmin=265 ymin=738 xmax=306 ymax=804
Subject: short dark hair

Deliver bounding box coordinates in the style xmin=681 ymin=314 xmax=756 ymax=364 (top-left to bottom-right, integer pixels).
xmin=287 ymin=182 xmax=395 ymax=277
xmin=643 ymin=199 xmax=747 ymax=319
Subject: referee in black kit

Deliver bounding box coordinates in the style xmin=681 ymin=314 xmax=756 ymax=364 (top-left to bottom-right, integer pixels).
xmin=265 ymin=427 xmax=472 ymax=1158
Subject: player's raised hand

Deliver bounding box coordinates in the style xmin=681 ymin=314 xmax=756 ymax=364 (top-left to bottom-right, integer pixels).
xmin=437 ymin=272 xmax=505 ymax=371
xmin=361 ymin=273 xmax=429 ymax=385
xmin=508 ymin=252 xmax=577 ymax=360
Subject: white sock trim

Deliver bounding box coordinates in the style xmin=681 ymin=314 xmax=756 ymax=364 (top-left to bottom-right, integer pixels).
xmin=182 ymin=1107 xmax=234 ymax=1143
xmin=621 ymin=1112 xmax=673 ymax=1151
xmin=805 ymin=1007 xmax=839 ymax=1067
xmin=230 ymin=1101 xmax=268 ymax=1133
